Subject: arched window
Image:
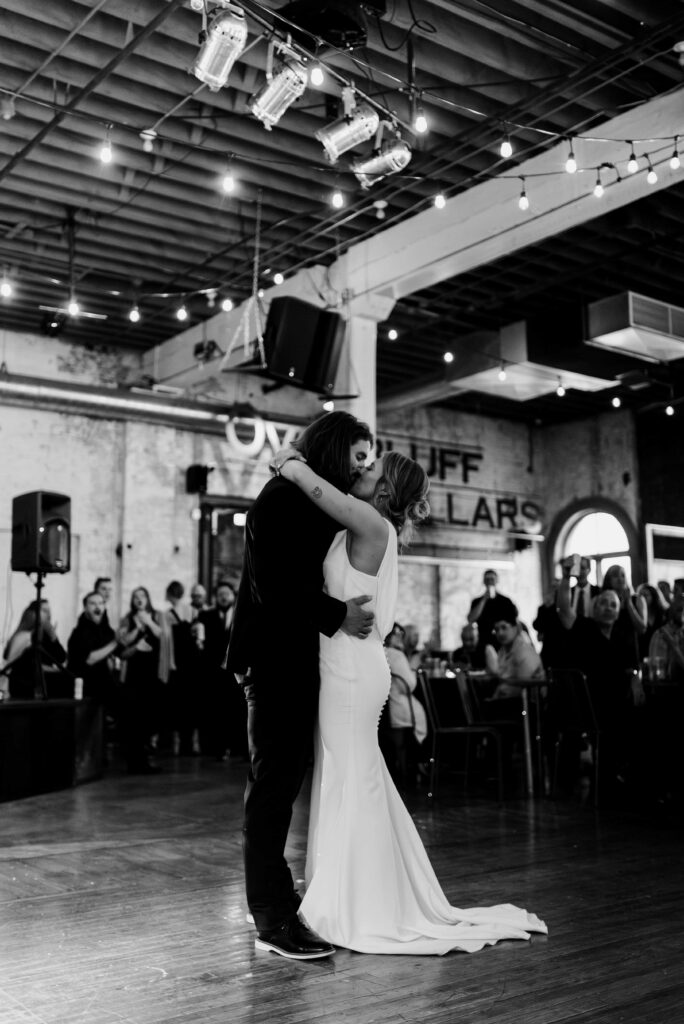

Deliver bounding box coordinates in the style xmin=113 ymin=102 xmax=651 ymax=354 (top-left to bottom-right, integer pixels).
xmin=561 ymin=511 xmax=632 ymax=586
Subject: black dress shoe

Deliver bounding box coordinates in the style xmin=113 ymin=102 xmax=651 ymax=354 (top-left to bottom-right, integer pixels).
xmin=255 ymin=918 xmax=335 ymax=960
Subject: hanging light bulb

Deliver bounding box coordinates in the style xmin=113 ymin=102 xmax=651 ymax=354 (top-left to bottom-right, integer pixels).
xmin=593 ymin=168 xmax=604 ymax=198
xmin=646 ymin=157 xmax=657 ymax=185
xmin=374 ymin=199 xmax=387 ymax=220
xmin=0 ymin=96 xmax=16 ymax=120
xmin=322 ymin=399 xmax=335 ymax=412
xmin=0 ymin=273 xmax=12 ymax=299
xmin=222 ymin=297 xmax=233 ymax=312
xmin=222 ymin=171 xmax=236 ymax=193
xmin=176 ymin=303 xmax=188 ymax=321
xmin=565 ymin=140 xmax=577 ymax=174
xmin=612 ymin=395 xmax=621 ymax=409
xmin=330 ymin=189 xmax=344 ymax=209
xmin=518 ymin=177 xmax=529 ymax=211
xmin=498 ymin=364 xmax=507 ymax=382
xmin=140 ymin=129 xmax=157 ymax=153
xmin=388 ymin=328 xmax=398 ymax=341
xmin=556 ymin=379 xmax=566 ymax=397
xmin=250 ymin=58 xmax=308 ymax=131
xmin=67 ymin=293 xmax=80 ymax=317
xmin=190 ymin=0 xmax=205 ymax=9
xmin=627 ymin=143 xmax=639 ymax=174
xmin=443 ymin=351 xmax=454 ymax=364
xmin=413 ymin=98 xmax=428 ymax=134
xmin=500 ymin=133 xmax=513 ymax=159
xmin=670 ymin=138 xmax=681 ymax=170
xmin=99 ymin=128 xmax=113 ymax=164
xmin=128 ymin=305 xmax=141 ymax=323
xmin=316 ymin=100 xmax=380 ymax=164
xmin=666 ymin=404 xmax=675 ymax=416
xmin=309 ymin=63 xmax=324 ymax=87
xmin=192 ymin=4 xmax=248 ymax=92
xmin=272 ymin=272 xmax=284 ymax=285
xmin=433 ymin=192 xmax=446 ymax=209
xmin=352 ymin=138 xmax=412 ymax=189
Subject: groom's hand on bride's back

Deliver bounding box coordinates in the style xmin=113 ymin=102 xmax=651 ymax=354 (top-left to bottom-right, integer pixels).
xmin=341 ymin=595 xmax=374 ymax=638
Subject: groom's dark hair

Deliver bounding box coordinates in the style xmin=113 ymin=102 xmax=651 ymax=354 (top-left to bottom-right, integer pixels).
xmin=296 ymin=411 xmax=373 ymax=490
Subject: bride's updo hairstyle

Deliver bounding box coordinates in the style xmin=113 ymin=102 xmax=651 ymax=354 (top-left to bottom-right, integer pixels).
xmin=375 ymin=451 xmax=430 ymax=544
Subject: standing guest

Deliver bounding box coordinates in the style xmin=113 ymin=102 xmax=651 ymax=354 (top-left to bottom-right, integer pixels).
xmin=601 ymin=564 xmax=646 ymax=646
xmin=189 ymin=583 xmax=209 ymax=618
xmin=570 ymin=557 xmax=599 ymax=619
xmin=467 ymin=569 xmax=518 ymax=652
xmin=163 ymin=581 xmax=196 ymax=756
xmin=533 ymin=579 xmax=569 ymax=670
xmin=2 ymin=600 xmax=68 ymax=699
xmin=636 ymin=583 xmax=666 ymax=661
xmin=198 ymin=580 xmax=243 ymax=760
xmin=67 ymin=592 xmax=118 ymax=703
xmin=225 ymin=411 xmax=374 ymax=960
xmin=94 ymin=577 xmax=114 ymax=628
xmin=117 ymin=587 xmax=163 ymax=774
xmin=383 ymin=623 xmax=428 ymax=789
xmin=451 ymin=623 xmax=486 ymax=670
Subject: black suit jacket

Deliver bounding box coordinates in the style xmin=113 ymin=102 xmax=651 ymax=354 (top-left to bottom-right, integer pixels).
xmin=225 ymin=475 xmax=347 ymax=680
xmin=199 ymin=607 xmax=233 ymax=670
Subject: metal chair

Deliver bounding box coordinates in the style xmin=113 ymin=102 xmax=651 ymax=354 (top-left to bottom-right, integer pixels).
xmin=417 ymin=669 xmax=505 ymax=802
xmin=546 ymin=668 xmax=601 ymax=806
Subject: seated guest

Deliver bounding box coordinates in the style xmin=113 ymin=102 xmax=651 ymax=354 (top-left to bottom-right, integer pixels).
xmin=2 ymin=599 xmax=68 ymax=699
xmin=648 ymin=599 xmax=684 ymax=684
xmin=451 ymin=623 xmax=486 ymax=671
xmin=484 ymin=614 xmax=545 ymax=699
xmin=557 ymin=562 xmax=644 ymax=798
xmin=384 ymin=623 xmax=428 ymax=789
xmin=403 ymin=622 xmax=425 ymax=671
xmin=67 ymin=592 xmax=119 ymax=702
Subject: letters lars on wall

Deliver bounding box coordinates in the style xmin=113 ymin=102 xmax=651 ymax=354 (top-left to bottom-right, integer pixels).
xmin=223 ymin=417 xmax=543 ymax=535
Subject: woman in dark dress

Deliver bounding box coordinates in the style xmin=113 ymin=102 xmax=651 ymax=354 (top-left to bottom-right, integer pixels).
xmin=117 ymin=587 xmax=163 ymax=773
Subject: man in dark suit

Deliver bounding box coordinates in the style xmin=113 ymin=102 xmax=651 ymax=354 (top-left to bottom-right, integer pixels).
xmin=197 ymin=580 xmax=243 ymax=760
xmin=570 ymin=556 xmax=600 ymax=618
xmin=225 ymin=411 xmax=374 ymax=960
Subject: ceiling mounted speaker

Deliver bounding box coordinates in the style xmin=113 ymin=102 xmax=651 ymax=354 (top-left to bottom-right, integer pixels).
xmin=278 ymin=1 xmax=372 ymax=51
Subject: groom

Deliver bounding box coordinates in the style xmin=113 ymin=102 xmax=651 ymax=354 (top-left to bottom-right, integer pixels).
xmin=226 ymin=411 xmax=375 ymax=959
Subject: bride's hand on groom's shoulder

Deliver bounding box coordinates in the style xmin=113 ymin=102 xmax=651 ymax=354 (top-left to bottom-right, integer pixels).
xmin=270 ymin=446 xmax=306 ymax=476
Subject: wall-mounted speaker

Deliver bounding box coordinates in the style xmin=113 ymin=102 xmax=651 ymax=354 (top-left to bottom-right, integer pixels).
xmin=11 ymin=491 xmax=71 ymax=573
xmin=186 ymin=465 xmax=212 ymax=494
xmin=263 ymin=296 xmax=345 ymax=393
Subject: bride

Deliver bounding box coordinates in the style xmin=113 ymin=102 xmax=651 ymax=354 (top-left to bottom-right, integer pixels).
xmin=275 ymin=448 xmax=547 ymax=956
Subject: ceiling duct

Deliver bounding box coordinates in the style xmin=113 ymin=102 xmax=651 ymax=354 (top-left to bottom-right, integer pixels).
xmin=585 ymin=292 xmax=684 ymax=363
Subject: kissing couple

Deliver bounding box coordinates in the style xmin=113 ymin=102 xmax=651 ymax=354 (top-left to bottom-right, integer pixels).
xmin=225 ymin=411 xmax=546 ymax=958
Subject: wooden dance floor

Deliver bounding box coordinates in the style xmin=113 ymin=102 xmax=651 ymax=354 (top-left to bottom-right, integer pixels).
xmin=1 ymin=757 xmax=682 ymax=1024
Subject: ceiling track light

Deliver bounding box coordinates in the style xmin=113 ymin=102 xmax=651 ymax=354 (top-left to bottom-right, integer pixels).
xmin=518 ymin=177 xmax=529 ymax=211
xmin=500 ymin=132 xmax=513 ymax=159
xmin=250 ymin=57 xmax=308 ymax=131
xmin=192 ymin=3 xmax=248 ymax=92
xmin=565 ymin=140 xmax=577 ymax=174
xmin=627 ymin=142 xmax=639 ymax=174
xmin=646 ymin=155 xmax=657 ymax=185
xmin=316 ymin=95 xmax=380 ymax=164
xmin=353 ymin=136 xmax=412 ymax=189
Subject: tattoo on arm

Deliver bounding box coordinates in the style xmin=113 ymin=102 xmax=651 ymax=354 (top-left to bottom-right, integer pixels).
xmin=311 ymin=486 xmax=323 ymax=500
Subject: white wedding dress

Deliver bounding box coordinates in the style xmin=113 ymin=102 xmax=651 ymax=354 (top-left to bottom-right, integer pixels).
xmin=299 ymin=521 xmax=547 ymax=955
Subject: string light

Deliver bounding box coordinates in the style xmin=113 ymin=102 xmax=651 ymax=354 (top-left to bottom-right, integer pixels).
xmin=556 ymin=379 xmax=566 ymax=397
xmin=627 ymin=143 xmax=639 ymax=174
xmin=0 ymin=273 xmax=12 ymax=299
xmin=665 ymin=404 xmax=675 ymax=416
xmin=498 ymin=364 xmax=507 ymax=381
xmin=222 ymin=171 xmax=236 ymax=193
xmin=309 ymin=63 xmax=324 ymax=87
xmin=128 ymin=304 xmax=141 ymax=323
xmin=322 ymin=399 xmax=335 ymax=412
xmin=670 ymin=138 xmax=681 ymax=170
xmin=176 ymin=303 xmax=188 ymax=321
xmin=646 ymin=156 xmax=657 ymax=185
xmin=413 ymin=98 xmax=428 ymax=134
xmin=99 ymin=127 xmax=113 ymax=164
xmin=272 ymin=272 xmax=284 ymax=285
xmin=612 ymin=395 xmax=621 ymax=409
xmin=518 ymin=177 xmax=529 ymax=211
xmin=433 ymin=192 xmax=446 ymax=209
xmin=67 ymin=293 xmax=80 ymax=317
xmin=388 ymin=328 xmax=398 ymax=341
xmin=331 ymin=189 xmax=344 ymax=209
xmin=221 ymin=297 xmax=233 ymax=312
xmin=565 ymin=140 xmax=577 ymax=174
xmin=593 ymin=168 xmax=604 ymax=198
xmin=443 ymin=351 xmax=454 ymax=363
xmin=140 ymin=129 xmax=156 ymax=153
xmin=500 ymin=133 xmax=513 ymax=159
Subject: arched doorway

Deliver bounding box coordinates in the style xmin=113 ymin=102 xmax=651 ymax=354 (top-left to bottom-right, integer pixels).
xmin=546 ymin=498 xmax=642 ymax=587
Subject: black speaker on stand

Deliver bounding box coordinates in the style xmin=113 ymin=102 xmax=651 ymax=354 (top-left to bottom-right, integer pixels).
xmin=10 ymin=491 xmax=71 ymax=699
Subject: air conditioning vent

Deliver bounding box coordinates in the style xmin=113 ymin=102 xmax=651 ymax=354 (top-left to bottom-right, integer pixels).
xmin=586 ymin=291 xmax=684 ymax=363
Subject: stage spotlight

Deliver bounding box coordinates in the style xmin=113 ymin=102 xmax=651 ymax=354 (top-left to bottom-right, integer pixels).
xmin=352 ymin=138 xmax=411 ymax=189
xmin=251 ymin=59 xmax=308 ymax=130
xmin=316 ymin=101 xmax=379 ymax=163
xmin=192 ymin=4 xmax=248 ymax=92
